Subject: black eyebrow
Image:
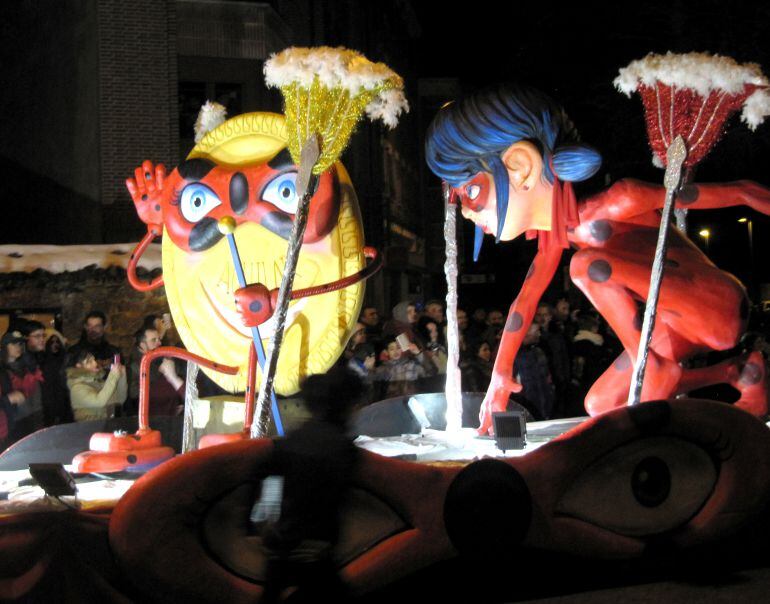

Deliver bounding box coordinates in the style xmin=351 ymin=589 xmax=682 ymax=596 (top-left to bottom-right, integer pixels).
xmin=189 ymin=217 xmax=224 ymax=251
xmin=178 ymin=158 xmax=216 ymax=182
xmin=260 ymin=211 xmax=293 ymax=240
xmin=267 ymin=148 xmax=294 ymax=171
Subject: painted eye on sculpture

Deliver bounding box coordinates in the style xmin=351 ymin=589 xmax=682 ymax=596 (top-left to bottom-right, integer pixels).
xmin=466 ymin=184 xmax=481 ymax=200
xmin=262 ymin=172 xmax=298 ymax=214
xmin=179 ymin=184 xmax=222 ymax=223
xmin=556 ymin=436 xmax=717 ymax=537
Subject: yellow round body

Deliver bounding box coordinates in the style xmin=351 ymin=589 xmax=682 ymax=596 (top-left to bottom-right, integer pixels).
xmin=161 ymin=112 xmax=366 ymax=395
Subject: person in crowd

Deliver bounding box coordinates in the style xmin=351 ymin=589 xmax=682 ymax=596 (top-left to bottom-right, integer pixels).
xmin=340 ymin=322 xmax=367 ymax=364
xmin=514 ymin=323 xmax=555 ymax=420
xmin=346 ymin=342 xmax=376 ymax=405
xmin=461 ymin=340 xmax=494 ymax=393
xmin=259 ymin=368 xmax=362 ymax=602
xmin=21 ymin=321 xmax=72 ymax=426
xmin=382 ymin=301 xmax=419 ymax=343
xmin=128 ymin=326 xmax=185 ymax=416
xmin=481 ymin=308 xmax=505 ymax=352
xmin=374 ymin=336 xmax=436 ymax=398
xmin=142 ymin=314 xmax=170 ymax=345
xmin=1 ymin=330 xmax=44 ymax=441
xmin=67 ymin=311 xmax=122 ymax=369
xmin=424 ymin=299 xmax=446 ymax=326
xmin=416 ymin=315 xmax=447 ymax=376
xmin=570 ymin=312 xmax=607 ymax=416
xmin=0 ymin=367 xmax=20 ymax=451
xmin=456 ymin=308 xmax=470 ymax=355
xmin=66 ymin=350 xmax=127 ymax=422
xmin=552 ymin=297 xmax=577 ymax=342
xmin=534 ymin=302 xmax=571 ymax=418
xmin=40 ymin=329 xmax=72 ymax=425
xmin=464 ymin=308 xmax=485 ymax=346
xmin=359 ymin=306 xmax=383 ymax=347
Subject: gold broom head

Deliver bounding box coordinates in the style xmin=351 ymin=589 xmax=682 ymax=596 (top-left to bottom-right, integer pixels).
xmin=264 ymin=46 xmax=409 ymax=174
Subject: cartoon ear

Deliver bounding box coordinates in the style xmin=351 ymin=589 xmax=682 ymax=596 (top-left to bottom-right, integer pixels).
xmin=501 ymin=141 xmax=544 ymax=191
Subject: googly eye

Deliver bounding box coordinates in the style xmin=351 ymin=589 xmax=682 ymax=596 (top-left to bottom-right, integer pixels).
xmin=556 ymin=436 xmax=717 ymax=537
xmin=262 ymin=172 xmax=298 ymax=214
xmin=466 ymin=184 xmax=481 ymax=200
xmin=179 ymin=184 xmax=221 ymax=223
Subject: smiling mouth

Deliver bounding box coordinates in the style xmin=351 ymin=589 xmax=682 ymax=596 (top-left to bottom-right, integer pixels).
xmin=200 ymin=282 xmax=309 ymax=340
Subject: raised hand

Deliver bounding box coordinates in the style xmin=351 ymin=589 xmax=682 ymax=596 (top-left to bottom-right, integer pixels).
xmin=126 ymin=160 xmax=167 ymax=228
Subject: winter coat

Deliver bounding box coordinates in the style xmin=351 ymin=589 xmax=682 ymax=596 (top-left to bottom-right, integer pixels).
xmin=66 ymin=367 xmax=127 ymax=422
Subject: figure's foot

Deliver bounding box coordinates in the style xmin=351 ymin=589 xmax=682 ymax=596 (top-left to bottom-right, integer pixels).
xmin=585 ymin=350 xmax=681 ymax=416
xmin=639 ymin=350 xmax=682 ymax=402
xmin=732 ymin=351 xmax=768 ymax=417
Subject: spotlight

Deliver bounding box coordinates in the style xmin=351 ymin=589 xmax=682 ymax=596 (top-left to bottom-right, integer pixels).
xmin=492 ymin=411 xmax=527 ymax=451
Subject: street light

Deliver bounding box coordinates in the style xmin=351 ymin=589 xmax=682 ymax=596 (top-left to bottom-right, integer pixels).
xmin=698 ymin=228 xmax=710 ymax=252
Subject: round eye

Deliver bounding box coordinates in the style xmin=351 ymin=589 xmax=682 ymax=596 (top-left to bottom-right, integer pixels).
xmin=179 ymin=184 xmax=221 ymax=223
xmin=262 ymin=172 xmax=298 ymax=213
xmin=466 ymin=184 xmax=481 ymax=200
xmin=556 ymin=436 xmax=717 ymax=537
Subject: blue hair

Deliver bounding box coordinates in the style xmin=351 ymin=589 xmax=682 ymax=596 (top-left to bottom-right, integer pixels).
xmin=426 ymin=84 xmax=602 ymax=242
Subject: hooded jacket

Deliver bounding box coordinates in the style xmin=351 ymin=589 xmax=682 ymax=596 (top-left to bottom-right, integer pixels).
xmin=66 ymin=367 xmax=127 ymax=422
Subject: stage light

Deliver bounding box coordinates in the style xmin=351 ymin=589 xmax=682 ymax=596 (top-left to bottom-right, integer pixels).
xmin=492 ymin=411 xmax=527 ymax=451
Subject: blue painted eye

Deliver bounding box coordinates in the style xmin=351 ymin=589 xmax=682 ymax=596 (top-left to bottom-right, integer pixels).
xmin=466 ymin=184 xmax=481 ymax=200
xmin=179 ymin=184 xmax=221 ymax=223
xmin=262 ymin=172 xmax=298 ymax=213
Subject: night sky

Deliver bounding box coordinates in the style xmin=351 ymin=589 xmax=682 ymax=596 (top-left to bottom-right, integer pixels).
xmin=409 ymin=0 xmax=770 ymax=307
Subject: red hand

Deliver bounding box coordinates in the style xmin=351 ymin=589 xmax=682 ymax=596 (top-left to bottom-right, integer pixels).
xmin=126 ymin=159 xmax=166 ymax=229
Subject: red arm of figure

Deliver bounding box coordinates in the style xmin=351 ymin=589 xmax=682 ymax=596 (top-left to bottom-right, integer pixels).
xmin=479 ymin=244 xmax=563 ymax=435
xmin=125 ymin=160 xmax=168 ymax=291
xmin=580 ymin=178 xmax=770 ymax=222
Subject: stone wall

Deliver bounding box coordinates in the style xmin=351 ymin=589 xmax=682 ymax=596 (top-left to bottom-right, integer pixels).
xmin=0 ymin=266 xmax=168 ymax=357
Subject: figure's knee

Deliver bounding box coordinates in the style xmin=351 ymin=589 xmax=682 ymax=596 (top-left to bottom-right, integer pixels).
xmin=707 ymin=278 xmax=749 ymax=350
xmin=570 ymin=248 xmax=614 ymax=288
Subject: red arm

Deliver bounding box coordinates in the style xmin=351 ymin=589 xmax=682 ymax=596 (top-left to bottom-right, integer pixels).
xmin=125 ymin=160 xmax=167 ymax=291
xmin=479 ymin=244 xmax=562 ymax=435
xmin=580 ymin=178 xmax=770 ymax=222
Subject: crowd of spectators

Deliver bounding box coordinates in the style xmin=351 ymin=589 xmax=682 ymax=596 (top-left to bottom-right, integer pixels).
xmin=0 ymin=311 xmax=184 ymax=452
xmin=344 ymin=297 xmax=770 ymax=422
xmin=2 ymin=296 xmax=769 ymax=451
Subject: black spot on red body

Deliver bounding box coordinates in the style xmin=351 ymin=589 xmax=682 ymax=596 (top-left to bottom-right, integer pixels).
xmin=677 ymin=184 xmax=699 ymax=205
xmin=154 ymin=204 xmax=161 ymax=211
xmin=739 ymin=362 xmax=762 ymax=386
xmin=249 ymin=300 xmax=262 ymax=312
xmin=505 ymin=311 xmax=524 ymax=332
xmin=141 ymin=194 xmax=148 ymax=201
xmin=590 ymin=220 xmax=613 ymax=242
xmin=127 ymin=454 xmax=137 ymax=464
xmin=588 ymin=259 xmax=612 ymax=283
xmin=614 ymin=351 xmax=631 ymax=371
